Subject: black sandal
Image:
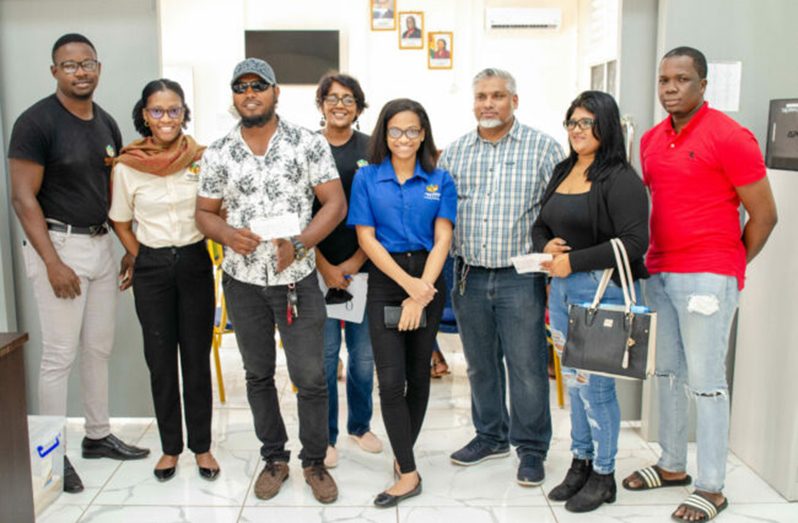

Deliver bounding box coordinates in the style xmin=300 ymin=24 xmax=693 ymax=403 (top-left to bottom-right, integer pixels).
xmin=622 ymin=466 xmax=692 ymax=490
xmin=672 ymin=492 xmax=728 ymax=521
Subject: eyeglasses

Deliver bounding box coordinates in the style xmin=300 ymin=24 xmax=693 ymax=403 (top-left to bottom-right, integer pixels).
xmin=57 ymin=59 xmax=99 ymax=74
xmin=563 ymin=118 xmax=596 ymax=131
xmin=231 ymin=81 xmax=271 ymax=94
xmin=146 ymin=106 xmax=184 ymax=120
xmin=387 ymin=127 xmax=422 ymax=140
xmin=323 ymin=94 xmax=356 ymax=107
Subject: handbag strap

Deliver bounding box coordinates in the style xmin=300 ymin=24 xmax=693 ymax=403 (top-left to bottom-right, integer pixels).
xmin=589 ymin=268 xmax=614 ymax=309
xmin=612 ymin=238 xmax=637 ymax=304
xmin=608 ymin=238 xmax=636 ymax=312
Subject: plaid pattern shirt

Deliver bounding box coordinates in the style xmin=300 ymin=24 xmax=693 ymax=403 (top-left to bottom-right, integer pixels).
xmin=438 ymin=119 xmax=564 ymax=268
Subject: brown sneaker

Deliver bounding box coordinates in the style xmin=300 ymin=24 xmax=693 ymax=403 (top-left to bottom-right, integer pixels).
xmin=254 ymin=460 xmax=289 ymax=500
xmin=303 ymin=464 xmax=338 ymax=503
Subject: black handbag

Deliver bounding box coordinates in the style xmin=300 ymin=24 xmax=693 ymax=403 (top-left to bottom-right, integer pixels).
xmin=562 ymin=238 xmax=657 ymax=380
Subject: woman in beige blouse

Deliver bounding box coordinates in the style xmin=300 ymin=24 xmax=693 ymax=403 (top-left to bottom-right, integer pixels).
xmin=110 ymin=79 xmax=218 ymax=482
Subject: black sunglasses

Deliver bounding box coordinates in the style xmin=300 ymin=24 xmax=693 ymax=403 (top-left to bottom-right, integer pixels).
xmin=232 ymin=81 xmax=271 ymax=94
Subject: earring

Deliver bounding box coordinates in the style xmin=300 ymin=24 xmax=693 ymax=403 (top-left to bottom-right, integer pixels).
xmin=319 ymin=116 xmax=326 ymax=127
xmin=355 ymin=120 xmax=360 ymax=131
xmin=144 ymin=121 xmax=150 ymax=127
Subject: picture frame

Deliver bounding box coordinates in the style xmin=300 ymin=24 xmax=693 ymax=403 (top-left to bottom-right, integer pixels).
xmin=370 ymin=0 xmax=396 ymax=31
xmin=398 ymin=11 xmax=424 ymax=49
xmin=427 ymin=31 xmax=453 ymax=70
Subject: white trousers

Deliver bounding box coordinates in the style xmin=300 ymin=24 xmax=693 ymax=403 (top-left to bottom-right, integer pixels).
xmin=23 ymin=230 xmax=117 ymax=439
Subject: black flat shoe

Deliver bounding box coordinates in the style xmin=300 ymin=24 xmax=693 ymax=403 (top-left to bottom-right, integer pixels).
xmin=199 ymin=466 xmax=220 ymax=481
xmin=374 ymin=476 xmax=422 ymax=508
xmin=154 ymin=466 xmax=176 ymax=482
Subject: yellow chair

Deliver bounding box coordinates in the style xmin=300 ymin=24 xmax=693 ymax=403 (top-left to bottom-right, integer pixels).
xmin=207 ymin=240 xmax=231 ymax=404
xmin=546 ymin=319 xmax=565 ymax=409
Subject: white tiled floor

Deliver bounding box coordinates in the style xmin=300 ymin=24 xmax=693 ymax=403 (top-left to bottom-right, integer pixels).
xmin=38 ymin=333 xmax=796 ymax=522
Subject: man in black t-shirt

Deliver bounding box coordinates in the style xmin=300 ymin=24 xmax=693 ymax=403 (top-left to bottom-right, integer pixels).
xmin=8 ymin=33 xmax=149 ymax=494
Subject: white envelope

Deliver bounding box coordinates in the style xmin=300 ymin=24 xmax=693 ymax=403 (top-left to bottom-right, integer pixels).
xmin=510 ymin=253 xmax=553 ymax=274
xmin=249 ymin=214 xmax=301 ymax=241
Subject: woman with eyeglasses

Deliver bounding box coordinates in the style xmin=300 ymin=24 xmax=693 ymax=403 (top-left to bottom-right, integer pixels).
xmin=348 ymin=99 xmax=456 ymax=507
xmin=312 ymin=73 xmax=384 ymax=468
xmin=109 ymin=79 xmax=219 ymax=482
xmin=532 ymin=91 xmax=649 ymax=512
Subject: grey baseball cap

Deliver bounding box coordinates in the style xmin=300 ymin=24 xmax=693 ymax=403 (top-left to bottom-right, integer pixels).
xmin=230 ymin=58 xmax=277 ymax=86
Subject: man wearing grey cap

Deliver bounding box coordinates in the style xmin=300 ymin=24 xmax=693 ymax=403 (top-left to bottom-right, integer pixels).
xmin=196 ymin=58 xmax=347 ymax=503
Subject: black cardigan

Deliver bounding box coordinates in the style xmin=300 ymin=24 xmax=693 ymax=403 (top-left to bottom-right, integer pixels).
xmin=531 ymin=161 xmax=650 ymax=284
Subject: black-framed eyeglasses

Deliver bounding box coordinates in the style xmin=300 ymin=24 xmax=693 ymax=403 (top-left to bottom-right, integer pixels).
xmin=146 ymin=106 xmax=184 ymax=120
xmin=563 ymin=118 xmax=596 ymax=131
xmin=387 ymin=127 xmax=422 ymax=140
xmin=57 ymin=59 xmax=99 ymax=74
xmin=231 ymin=81 xmax=271 ymax=94
xmin=323 ymin=94 xmax=356 ymax=107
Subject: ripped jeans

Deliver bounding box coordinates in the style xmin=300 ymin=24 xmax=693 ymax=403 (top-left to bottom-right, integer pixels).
xmin=549 ymin=271 xmax=641 ymax=474
xmin=646 ymin=272 xmax=739 ymax=493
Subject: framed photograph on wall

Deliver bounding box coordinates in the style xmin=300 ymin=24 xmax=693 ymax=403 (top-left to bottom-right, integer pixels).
xmin=398 ymin=12 xmax=424 ymax=49
xmin=371 ymin=0 xmax=396 ymax=31
xmin=428 ymin=31 xmax=453 ymax=69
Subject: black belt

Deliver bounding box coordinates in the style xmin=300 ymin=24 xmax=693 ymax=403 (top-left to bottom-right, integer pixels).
xmin=46 ymin=222 xmax=109 ymax=236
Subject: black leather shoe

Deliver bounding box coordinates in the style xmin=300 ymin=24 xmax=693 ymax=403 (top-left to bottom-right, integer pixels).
xmin=199 ymin=466 xmax=220 ymax=481
xmin=374 ymin=476 xmax=422 ymax=508
xmin=154 ymin=466 xmax=176 ymax=482
xmin=548 ymin=458 xmax=592 ymax=501
xmin=82 ymin=433 xmax=150 ymax=460
xmin=63 ymin=456 xmax=84 ymax=493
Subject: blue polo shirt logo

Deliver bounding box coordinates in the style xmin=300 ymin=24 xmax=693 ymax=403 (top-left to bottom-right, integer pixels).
xmin=424 ymin=184 xmax=441 ymax=201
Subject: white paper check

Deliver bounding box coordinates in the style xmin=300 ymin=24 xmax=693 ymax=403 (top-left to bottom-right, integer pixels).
xmin=510 ymin=253 xmax=553 ymax=274
xmin=249 ymin=214 xmax=301 ymax=241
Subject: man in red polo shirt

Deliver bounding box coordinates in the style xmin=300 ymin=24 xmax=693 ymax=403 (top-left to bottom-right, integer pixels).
xmin=622 ymin=47 xmax=777 ymax=521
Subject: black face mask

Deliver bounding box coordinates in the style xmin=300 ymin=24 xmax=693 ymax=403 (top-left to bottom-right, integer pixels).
xmin=325 ymin=288 xmax=353 ymax=305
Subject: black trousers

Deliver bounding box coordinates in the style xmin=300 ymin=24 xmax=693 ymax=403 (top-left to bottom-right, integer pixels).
xmin=222 ymin=272 xmax=328 ymax=467
xmin=133 ymin=241 xmax=214 ymax=455
xmin=366 ymin=251 xmax=445 ymax=474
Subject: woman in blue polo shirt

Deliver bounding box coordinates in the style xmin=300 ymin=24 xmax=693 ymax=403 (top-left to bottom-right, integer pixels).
xmin=348 ymin=98 xmax=456 ymax=507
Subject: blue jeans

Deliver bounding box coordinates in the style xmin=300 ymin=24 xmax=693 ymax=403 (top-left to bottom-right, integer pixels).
xmin=452 ymin=262 xmax=551 ymax=458
xmin=646 ymin=272 xmax=739 ymax=494
xmin=323 ymin=314 xmax=375 ymax=445
xmin=549 ymin=271 xmax=641 ymax=474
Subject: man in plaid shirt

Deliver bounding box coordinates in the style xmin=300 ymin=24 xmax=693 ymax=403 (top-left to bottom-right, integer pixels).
xmin=439 ymin=68 xmax=564 ymax=487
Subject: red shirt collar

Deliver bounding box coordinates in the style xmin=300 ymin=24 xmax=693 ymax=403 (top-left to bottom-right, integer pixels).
xmin=665 ymin=101 xmax=709 ymax=137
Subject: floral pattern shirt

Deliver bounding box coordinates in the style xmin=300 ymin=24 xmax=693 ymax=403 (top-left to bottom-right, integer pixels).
xmin=198 ymin=119 xmax=339 ymax=286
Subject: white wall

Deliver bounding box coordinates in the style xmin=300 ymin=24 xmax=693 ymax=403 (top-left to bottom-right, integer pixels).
xmin=0 ymin=0 xmax=160 ymax=416
xmin=159 ymin=0 xmax=579 ymax=149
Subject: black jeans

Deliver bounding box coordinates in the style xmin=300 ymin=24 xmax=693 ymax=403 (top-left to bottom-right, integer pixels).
xmin=366 ymin=251 xmax=445 ymax=474
xmin=222 ymin=271 xmax=328 ymax=467
xmin=132 ymin=240 xmax=214 ymax=455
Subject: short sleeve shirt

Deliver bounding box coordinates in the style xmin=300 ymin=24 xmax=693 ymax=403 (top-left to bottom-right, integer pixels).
xmin=198 ymin=119 xmax=339 ymax=286
xmin=109 ymin=161 xmax=205 ymax=248
xmin=8 ymin=94 xmax=122 ymax=227
xmin=438 ymin=119 xmax=564 ymax=268
xmin=641 ymin=103 xmax=766 ymax=289
xmin=347 ymin=158 xmax=457 ymax=252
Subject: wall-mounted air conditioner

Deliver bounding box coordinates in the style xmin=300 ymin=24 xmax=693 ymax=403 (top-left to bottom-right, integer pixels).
xmin=485 ymin=7 xmax=562 ymax=30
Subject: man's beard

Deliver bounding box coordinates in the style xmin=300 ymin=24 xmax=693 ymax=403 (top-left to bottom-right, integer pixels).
xmin=240 ymin=105 xmax=275 ymax=128
xmin=478 ymin=118 xmax=503 ymax=129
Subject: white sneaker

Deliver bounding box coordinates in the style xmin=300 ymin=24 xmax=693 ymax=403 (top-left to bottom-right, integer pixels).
xmin=324 ymin=445 xmax=338 ymax=468
xmin=350 ymin=431 xmax=383 ymax=453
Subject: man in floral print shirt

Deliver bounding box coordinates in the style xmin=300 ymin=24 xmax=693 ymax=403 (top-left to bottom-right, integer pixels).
xmin=196 ymin=58 xmax=346 ymax=504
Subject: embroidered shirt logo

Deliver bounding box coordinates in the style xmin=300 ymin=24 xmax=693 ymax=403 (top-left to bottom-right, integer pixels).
xmin=105 ymin=145 xmax=116 ymax=157
xmin=185 ymin=161 xmax=201 ymax=181
xmin=424 ymin=184 xmax=441 ymax=201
